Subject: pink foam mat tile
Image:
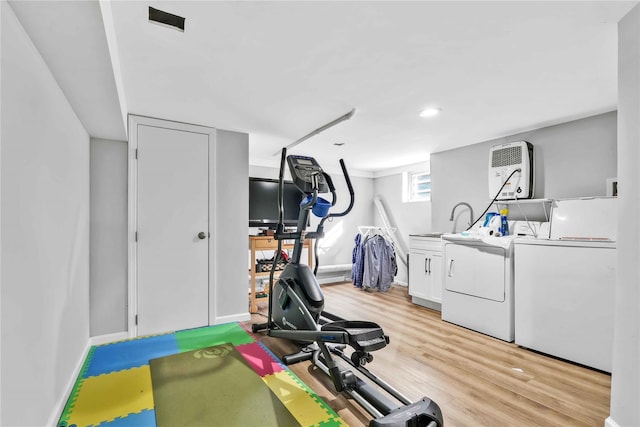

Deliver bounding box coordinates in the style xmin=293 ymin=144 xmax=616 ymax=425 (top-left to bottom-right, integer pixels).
xmin=236 ymin=341 xmax=286 ymax=377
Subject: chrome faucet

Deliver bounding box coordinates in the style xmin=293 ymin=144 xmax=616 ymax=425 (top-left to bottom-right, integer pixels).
xmin=449 ymin=202 xmax=474 ymax=229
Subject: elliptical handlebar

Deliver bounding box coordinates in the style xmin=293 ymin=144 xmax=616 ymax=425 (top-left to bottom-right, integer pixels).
xmin=325 ymin=159 xmax=354 ymax=219
xmin=313 ymin=158 xmax=355 ymax=275
xmin=273 ymin=149 xmax=356 ymax=273
xmin=322 ymin=172 xmax=337 ymax=207
xmin=276 ymin=148 xmax=288 ymax=237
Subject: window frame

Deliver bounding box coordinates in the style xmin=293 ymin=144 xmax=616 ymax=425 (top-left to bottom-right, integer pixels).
xmin=403 ymin=170 xmax=431 ymax=202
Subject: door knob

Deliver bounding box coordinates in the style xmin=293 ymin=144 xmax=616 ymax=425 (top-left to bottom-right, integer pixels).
xmin=198 ymin=232 xmax=207 ymax=240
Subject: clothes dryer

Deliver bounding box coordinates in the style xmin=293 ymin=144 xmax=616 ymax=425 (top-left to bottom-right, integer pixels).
xmin=441 ymin=235 xmax=517 ymax=342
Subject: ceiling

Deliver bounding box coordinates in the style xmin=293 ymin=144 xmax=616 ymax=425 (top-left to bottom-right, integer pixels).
xmin=8 ymin=1 xmax=638 ymax=174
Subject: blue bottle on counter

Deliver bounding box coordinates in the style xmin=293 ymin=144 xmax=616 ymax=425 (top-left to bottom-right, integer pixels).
xmin=500 ymin=209 xmax=509 ymax=236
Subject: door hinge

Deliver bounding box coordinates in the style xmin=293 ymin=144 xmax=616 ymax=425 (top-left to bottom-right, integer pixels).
xmin=135 ymin=231 xmax=138 ymax=242
xmin=135 ymin=314 xmax=138 ymax=325
xmin=135 ymin=148 xmax=138 ymax=159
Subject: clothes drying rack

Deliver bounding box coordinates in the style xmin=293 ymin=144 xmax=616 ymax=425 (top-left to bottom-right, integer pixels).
xmin=357 ymin=226 xmax=396 ymax=239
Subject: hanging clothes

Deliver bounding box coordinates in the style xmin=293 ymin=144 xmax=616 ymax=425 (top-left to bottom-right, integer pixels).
xmin=362 ymin=235 xmax=397 ymax=292
xmin=352 ymin=233 xmax=365 ymax=288
xmin=351 ymin=228 xmax=397 ymax=292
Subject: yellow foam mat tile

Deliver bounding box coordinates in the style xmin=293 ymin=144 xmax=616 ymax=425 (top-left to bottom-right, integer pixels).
xmin=66 ymin=366 xmax=154 ymax=427
xmin=262 ymin=371 xmax=342 ymax=426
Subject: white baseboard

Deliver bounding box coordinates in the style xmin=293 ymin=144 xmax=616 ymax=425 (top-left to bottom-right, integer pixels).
xmin=604 ymin=416 xmax=619 ymax=427
xmin=47 ymin=339 xmax=92 ymax=427
xmin=317 ymin=264 xmax=352 ymax=274
xmin=215 ymin=312 xmax=251 ymax=324
xmin=90 ymin=330 xmax=130 ymax=346
xmin=318 ymin=275 xmax=348 ymax=285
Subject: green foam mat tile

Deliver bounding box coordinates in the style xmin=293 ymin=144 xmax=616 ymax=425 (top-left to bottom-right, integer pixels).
xmin=315 ymin=418 xmax=349 ymax=427
xmin=175 ymin=322 xmax=253 ymax=351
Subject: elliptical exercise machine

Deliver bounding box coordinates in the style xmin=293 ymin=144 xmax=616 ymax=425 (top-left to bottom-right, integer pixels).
xmin=252 ymin=149 xmax=443 ymax=427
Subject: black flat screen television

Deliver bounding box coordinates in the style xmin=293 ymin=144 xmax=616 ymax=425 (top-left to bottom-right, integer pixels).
xmin=249 ymin=177 xmax=304 ymax=228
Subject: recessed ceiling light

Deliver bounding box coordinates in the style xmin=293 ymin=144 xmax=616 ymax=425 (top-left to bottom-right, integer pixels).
xmin=419 ymin=107 xmax=442 ymax=118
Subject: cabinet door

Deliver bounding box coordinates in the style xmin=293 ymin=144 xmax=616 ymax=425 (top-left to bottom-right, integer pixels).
xmin=427 ymin=252 xmax=443 ymax=303
xmin=409 ymin=249 xmax=442 ymax=303
xmin=409 ymin=250 xmax=429 ymax=299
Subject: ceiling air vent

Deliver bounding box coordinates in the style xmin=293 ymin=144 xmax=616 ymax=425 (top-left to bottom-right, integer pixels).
xmin=148 ymin=6 xmax=185 ymax=32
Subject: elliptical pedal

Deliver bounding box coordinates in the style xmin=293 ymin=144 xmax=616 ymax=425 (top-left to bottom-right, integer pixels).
xmin=321 ymin=320 xmax=389 ymax=352
xmin=368 ymin=397 xmax=443 ymax=427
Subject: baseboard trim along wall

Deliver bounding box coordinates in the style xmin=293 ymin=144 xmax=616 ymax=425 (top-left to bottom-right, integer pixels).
xmin=47 ymin=340 xmax=92 ymax=427
xmin=91 ymin=331 xmax=130 ymax=345
xmin=318 ymin=275 xmax=349 ymax=285
xmin=605 ymin=416 xmax=619 ymax=427
xmin=216 ymin=312 xmax=251 ymax=324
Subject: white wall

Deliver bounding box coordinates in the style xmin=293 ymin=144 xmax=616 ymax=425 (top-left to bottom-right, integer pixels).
xmin=430 ymin=111 xmax=617 ymax=233
xmin=1 ymin=3 xmax=90 ymax=425
xmin=212 ymin=129 xmax=251 ymax=322
xmin=373 ymin=170 xmax=432 ymax=283
xmin=609 ymin=5 xmax=640 ymax=426
xmin=1 ymin=1 xmax=4 ymax=421
xmin=90 ymin=138 xmax=128 ymax=336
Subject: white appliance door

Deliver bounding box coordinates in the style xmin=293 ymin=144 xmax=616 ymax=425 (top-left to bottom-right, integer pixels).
xmin=514 ymin=241 xmax=615 ymax=372
xmin=137 ymin=124 xmax=209 ymax=336
xmin=445 ymin=243 xmax=506 ymax=302
xmin=550 ymin=197 xmax=617 ymax=241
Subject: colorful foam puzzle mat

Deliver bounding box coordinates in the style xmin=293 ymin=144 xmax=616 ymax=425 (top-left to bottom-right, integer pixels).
xmin=58 ymin=322 xmax=346 ymax=427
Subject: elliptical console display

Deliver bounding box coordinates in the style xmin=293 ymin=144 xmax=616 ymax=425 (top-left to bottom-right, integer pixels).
xmin=287 ymin=155 xmax=329 ymax=194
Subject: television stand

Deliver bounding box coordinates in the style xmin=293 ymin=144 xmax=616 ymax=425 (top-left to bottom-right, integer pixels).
xmin=258 ymin=228 xmax=275 ymax=236
xmin=248 ymin=235 xmax=313 ymax=313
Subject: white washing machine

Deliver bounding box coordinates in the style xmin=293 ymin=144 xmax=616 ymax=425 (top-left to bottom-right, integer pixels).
xmin=442 ymin=235 xmax=517 ymax=342
xmin=514 ymin=197 xmax=616 ymax=372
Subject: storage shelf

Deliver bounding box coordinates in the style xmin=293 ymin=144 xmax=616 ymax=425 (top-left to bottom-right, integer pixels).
xmin=494 ymin=198 xmax=552 ymax=205
xmin=494 ymin=198 xmax=553 ymax=222
xmin=248 ymin=235 xmax=313 ymax=313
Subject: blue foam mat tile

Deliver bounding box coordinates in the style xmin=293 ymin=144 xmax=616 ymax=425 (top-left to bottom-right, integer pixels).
xmin=85 ymin=334 xmax=178 ymax=377
xmin=96 ymin=409 xmax=156 ymax=427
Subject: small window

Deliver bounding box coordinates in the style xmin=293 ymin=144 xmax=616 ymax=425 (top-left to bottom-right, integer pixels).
xmin=403 ymin=171 xmax=431 ymax=202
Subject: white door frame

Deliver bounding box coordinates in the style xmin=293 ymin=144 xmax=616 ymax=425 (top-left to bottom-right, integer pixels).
xmin=127 ymin=115 xmax=217 ymax=337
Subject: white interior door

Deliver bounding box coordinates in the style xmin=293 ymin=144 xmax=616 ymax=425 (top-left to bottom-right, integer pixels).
xmin=136 ymin=124 xmax=209 ymax=336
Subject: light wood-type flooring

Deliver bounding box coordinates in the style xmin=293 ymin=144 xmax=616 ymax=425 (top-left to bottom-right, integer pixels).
xmin=248 ymin=282 xmax=611 ymax=427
